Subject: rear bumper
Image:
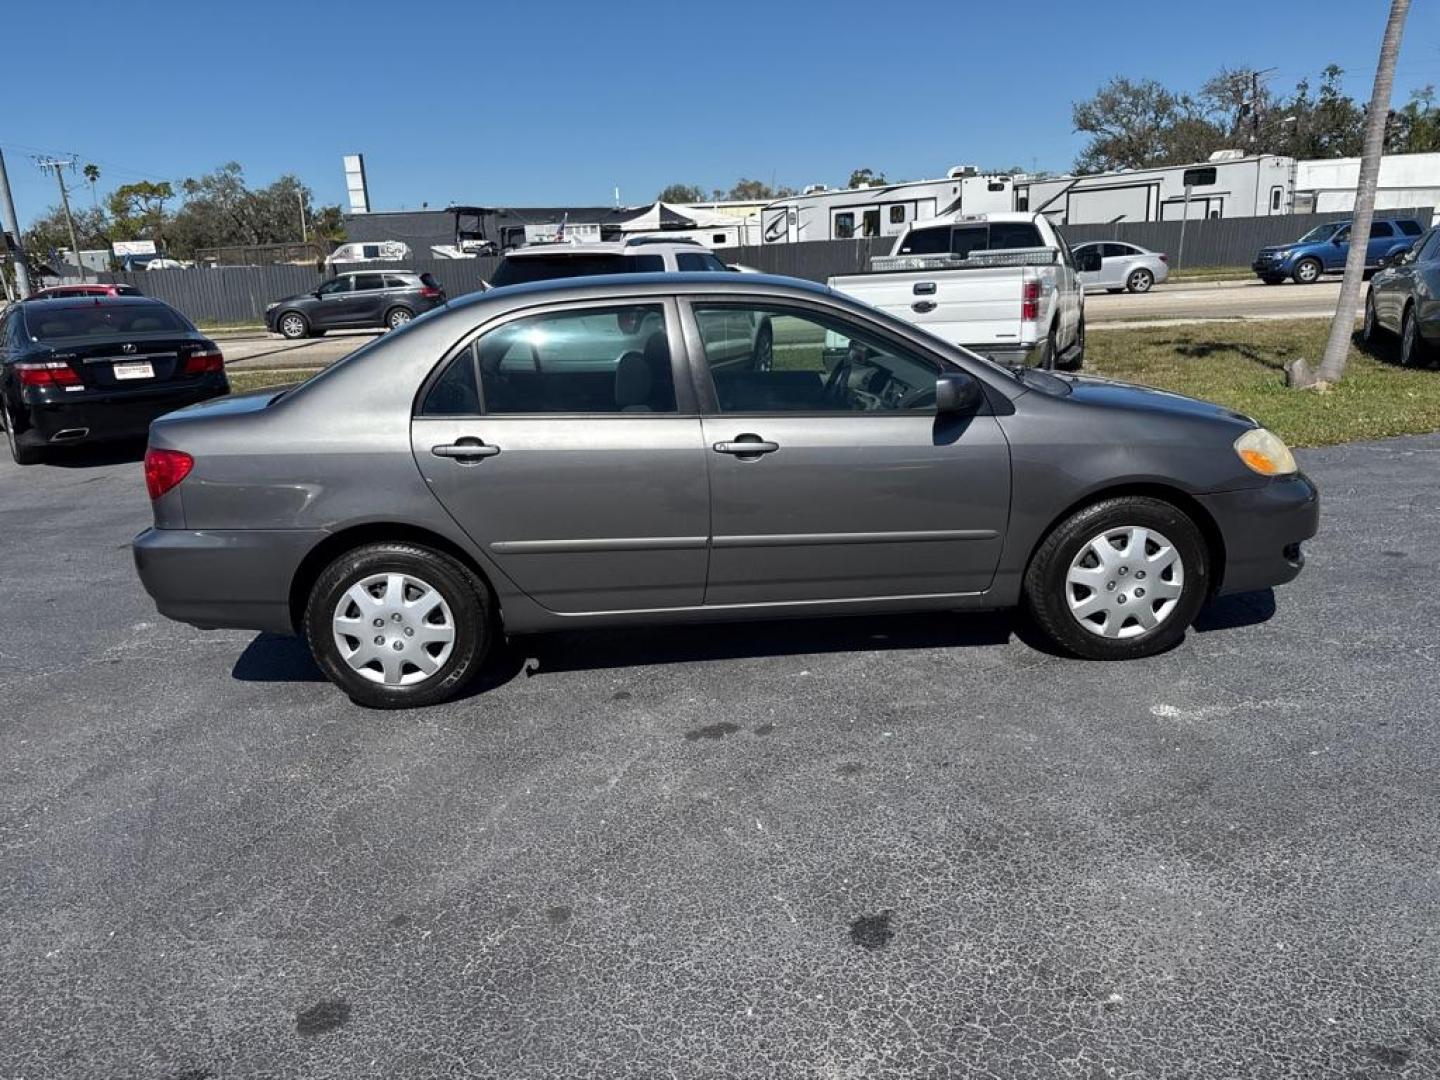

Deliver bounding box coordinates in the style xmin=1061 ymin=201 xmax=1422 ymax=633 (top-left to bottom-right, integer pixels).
xmin=132 ymin=526 xmax=326 ymax=635
xmin=1196 ymin=473 xmax=1320 ymax=594
xmin=15 ymin=379 xmax=228 ymax=447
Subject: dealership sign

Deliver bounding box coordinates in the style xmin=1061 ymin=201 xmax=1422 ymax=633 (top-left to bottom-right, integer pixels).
xmin=112 ymin=240 xmax=158 ymax=256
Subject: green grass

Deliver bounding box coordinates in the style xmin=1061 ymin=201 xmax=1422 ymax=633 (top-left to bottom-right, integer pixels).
xmin=1165 ymin=265 xmax=1253 ymax=283
xmin=1087 ymin=319 xmax=1440 ymax=447
xmin=226 ymin=368 xmax=322 ymax=394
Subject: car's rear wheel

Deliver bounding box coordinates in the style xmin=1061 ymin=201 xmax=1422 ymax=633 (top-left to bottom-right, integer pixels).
xmin=1126 ymin=267 xmax=1154 ymax=293
xmin=1400 ymin=305 xmax=1431 ymax=368
xmin=386 ymin=307 xmax=414 ymax=330
xmin=304 ymin=542 xmax=493 ymax=709
xmin=278 ymin=312 xmax=309 ymax=340
xmin=1056 ymin=316 xmax=1084 ymax=372
xmin=1024 ymin=496 xmax=1210 ymax=660
xmin=2 ymin=399 xmax=42 ymax=466
xmin=1035 ymin=325 xmax=1059 ymax=370
xmin=1293 ymin=258 xmax=1322 ymax=285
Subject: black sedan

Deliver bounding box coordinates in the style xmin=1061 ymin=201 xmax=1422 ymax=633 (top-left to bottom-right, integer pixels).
xmin=0 ymin=296 xmax=229 ymax=465
xmin=1364 ymin=225 xmax=1440 ymax=368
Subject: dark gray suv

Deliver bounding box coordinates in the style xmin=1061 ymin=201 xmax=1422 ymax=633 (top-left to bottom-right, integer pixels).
xmin=265 ymin=271 xmax=446 ymax=338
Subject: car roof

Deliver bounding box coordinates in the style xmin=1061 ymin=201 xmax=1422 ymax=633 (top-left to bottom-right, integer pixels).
xmin=21 ymin=294 xmax=168 ymax=308
xmin=335 ymin=269 xmax=419 ymax=277
xmin=468 ymin=270 xmax=833 ymax=307
xmin=504 ymin=241 xmax=706 ymax=259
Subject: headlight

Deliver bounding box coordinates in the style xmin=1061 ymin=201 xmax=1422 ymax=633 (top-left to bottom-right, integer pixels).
xmin=266 ymin=302 xmax=279 ymax=310
xmin=1234 ymin=428 xmax=1297 ymax=476
xmin=1272 ymin=249 xmax=1291 ymax=260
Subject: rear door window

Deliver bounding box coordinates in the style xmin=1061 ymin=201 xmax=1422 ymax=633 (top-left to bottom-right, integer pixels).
xmin=353 ymin=273 xmax=387 ymax=292
xmin=896 ymin=226 xmax=949 ymax=255
xmin=473 ymin=304 xmax=674 ymax=414
xmin=1371 ymin=221 xmax=1394 ymax=238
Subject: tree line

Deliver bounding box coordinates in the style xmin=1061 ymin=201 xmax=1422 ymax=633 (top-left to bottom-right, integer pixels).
xmin=23 ymin=161 xmax=345 ymax=265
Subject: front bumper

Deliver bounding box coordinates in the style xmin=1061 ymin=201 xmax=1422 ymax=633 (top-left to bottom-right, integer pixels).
xmin=133 ymin=526 xmax=328 ymax=635
xmin=1252 ymin=255 xmax=1293 ymax=277
xmin=1196 ymin=473 xmax=1320 ymax=594
xmin=15 ymin=379 xmax=229 ymax=448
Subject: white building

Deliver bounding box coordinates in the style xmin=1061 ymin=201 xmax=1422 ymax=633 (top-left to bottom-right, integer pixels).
xmin=1294 ymin=152 xmax=1440 ymax=214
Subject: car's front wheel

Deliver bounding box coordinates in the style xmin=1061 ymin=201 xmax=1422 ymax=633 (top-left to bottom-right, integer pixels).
xmin=304 ymin=542 xmax=493 ymax=708
xmin=278 ymin=311 xmax=309 ymax=340
xmin=1293 ymin=258 xmax=1322 ymax=285
xmin=1024 ymin=496 xmax=1210 ymax=660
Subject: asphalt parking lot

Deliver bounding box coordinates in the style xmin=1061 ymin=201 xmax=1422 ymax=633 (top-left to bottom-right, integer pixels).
xmin=3 ymin=435 xmax=1439 ymax=1078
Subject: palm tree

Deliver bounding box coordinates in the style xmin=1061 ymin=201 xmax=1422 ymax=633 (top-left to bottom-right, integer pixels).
xmin=83 ymin=163 xmax=100 ymax=212
xmin=1303 ymin=0 xmax=1410 ymax=388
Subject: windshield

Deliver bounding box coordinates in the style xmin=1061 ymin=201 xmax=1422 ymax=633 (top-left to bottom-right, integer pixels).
xmin=1296 ymin=223 xmax=1341 ymax=244
xmin=23 ymin=302 xmax=191 ymax=341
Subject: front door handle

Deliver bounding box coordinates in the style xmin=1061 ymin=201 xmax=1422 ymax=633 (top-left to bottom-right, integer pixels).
xmin=432 ymin=437 xmax=501 ymax=462
xmin=713 ymin=436 xmax=779 ymax=457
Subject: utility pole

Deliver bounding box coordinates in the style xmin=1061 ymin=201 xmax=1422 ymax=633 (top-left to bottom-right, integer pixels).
xmin=0 ymin=148 xmax=33 ymax=297
xmin=35 ymin=156 xmax=86 ymax=282
xmin=298 ymin=190 xmax=309 ymax=244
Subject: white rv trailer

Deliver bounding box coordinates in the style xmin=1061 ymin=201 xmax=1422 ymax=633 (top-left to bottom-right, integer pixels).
xmin=1294 ymin=152 xmax=1440 ymax=214
xmin=760 ymin=168 xmax=1016 ymax=244
xmin=1016 ymin=153 xmax=1295 ymax=225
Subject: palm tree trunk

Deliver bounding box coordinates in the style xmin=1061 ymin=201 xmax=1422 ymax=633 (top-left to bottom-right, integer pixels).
xmin=1311 ymin=0 xmax=1411 ymax=385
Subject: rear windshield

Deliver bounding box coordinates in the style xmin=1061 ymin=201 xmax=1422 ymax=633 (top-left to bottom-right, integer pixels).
xmin=490 ymin=253 xmax=664 ymax=287
xmin=420 ymin=272 xmax=440 ymax=288
xmin=23 ymin=303 xmax=191 ymax=341
xmin=897 ymin=222 xmax=1044 ymax=256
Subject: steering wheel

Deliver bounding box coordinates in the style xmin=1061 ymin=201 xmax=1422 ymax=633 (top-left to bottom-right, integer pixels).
xmin=823 ymin=357 xmax=853 ymax=407
xmin=895 ymin=383 xmax=937 ymax=410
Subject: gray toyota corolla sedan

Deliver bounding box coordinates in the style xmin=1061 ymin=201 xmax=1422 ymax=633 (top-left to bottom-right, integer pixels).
xmin=133 ymin=273 xmax=1318 ymax=708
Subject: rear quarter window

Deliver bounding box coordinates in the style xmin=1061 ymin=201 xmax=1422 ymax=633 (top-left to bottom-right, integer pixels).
xmin=897 ymin=226 xmax=949 ymax=255
xmin=1398 ymin=220 xmax=1423 ymax=236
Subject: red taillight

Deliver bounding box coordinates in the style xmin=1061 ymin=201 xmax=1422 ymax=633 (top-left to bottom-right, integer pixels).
xmin=1158 ymin=253 xmax=1169 ymax=263
xmin=17 ymin=360 xmax=81 ymax=388
xmin=182 ymin=347 xmax=225 ymax=375
xmin=419 ymin=286 xmax=442 ymax=299
xmin=144 ymin=447 xmax=194 ymax=500
xmin=1021 ymin=280 xmax=1041 ymax=322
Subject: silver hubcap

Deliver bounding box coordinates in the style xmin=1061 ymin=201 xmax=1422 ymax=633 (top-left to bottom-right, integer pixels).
xmin=1365 ymin=299 xmax=1375 ymax=335
xmin=1130 ymin=271 xmax=1151 ymax=292
xmin=754 ymin=335 xmax=772 ymax=371
xmin=1298 ymin=262 xmax=1318 ymax=282
xmin=389 ymin=310 xmax=411 ymax=327
xmin=332 ymin=573 xmax=455 ymax=686
xmin=1403 ymin=316 xmax=1415 ymax=364
xmin=1066 ymin=526 xmax=1184 ymax=639
xmin=281 ymin=315 xmax=304 ymax=337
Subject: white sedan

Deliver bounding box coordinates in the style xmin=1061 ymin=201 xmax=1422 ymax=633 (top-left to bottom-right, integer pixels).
xmin=1073 ymin=242 xmax=1169 ymax=294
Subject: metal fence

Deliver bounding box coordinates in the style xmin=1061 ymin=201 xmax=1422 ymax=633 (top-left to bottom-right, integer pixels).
xmin=91 ymin=207 xmax=1435 ymax=325
xmin=1060 ymin=207 xmax=1434 ymax=268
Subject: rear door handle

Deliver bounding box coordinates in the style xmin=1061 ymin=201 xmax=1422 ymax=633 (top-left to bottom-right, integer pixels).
xmin=912 ymin=300 xmax=937 ymax=313
xmin=713 ymin=437 xmax=779 ymax=457
xmin=432 ymin=437 xmax=501 ymax=462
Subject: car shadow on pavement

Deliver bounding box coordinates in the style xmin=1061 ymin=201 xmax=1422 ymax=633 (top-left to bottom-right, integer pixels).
xmin=229 ymin=591 xmax=1276 ymax=698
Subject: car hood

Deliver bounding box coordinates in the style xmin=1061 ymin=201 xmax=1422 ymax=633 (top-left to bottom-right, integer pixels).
xmin=1059 ymin=374 xmax=1256 ymax=428
xmin=1256 ymin=245 xmax=1297 ymax=255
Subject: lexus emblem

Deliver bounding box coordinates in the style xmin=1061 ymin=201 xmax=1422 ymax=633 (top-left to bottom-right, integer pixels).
xmin=121 ymin=343 xmax=137 ymax=354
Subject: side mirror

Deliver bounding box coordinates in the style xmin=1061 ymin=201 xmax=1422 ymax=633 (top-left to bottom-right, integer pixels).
xmin=1076 ymin=249 xmax=1102 ymax=272
xmin=936 ymin=373 xmax=982 ymax=414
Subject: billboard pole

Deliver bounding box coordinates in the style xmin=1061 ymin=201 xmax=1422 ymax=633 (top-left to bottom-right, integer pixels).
xmin=1176 ymin=183 xmax=1194 ymax=269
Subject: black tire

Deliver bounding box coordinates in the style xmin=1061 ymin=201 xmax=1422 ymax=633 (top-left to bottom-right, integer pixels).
xmin=1260 ymin=276 xmax=1286 ymax=285
xmin=1035 ymin=325 xmax=1059 ymax=370
xmin=1400 ymin=305 xmax=1431 ymax=369
xmin=1105 ymin=287 xmax=1124 ymax=294
xmin=1023 ymin=496 xmax=1210 ymax=661
xmin=385 ymin=306 xmax=414 ymax=330
xmin=1292 ymin=258 xmax=1323 ymax=285
xmin=304 ymin=542 xmax=494 ymax=709
xmin=750 ymin=320 xmax=773 ymax=371
xmin=277 ymin=311 xmax=309 ymax=340
xmin=2 ymin=398 xmax=43 ymax=466
xmin=1362 ymin=290 xmax=1383 ymax=346
xmin=1125 ymin=267 xmax=1154 ymax=293
xmin=1056 ymin=317 xmax=1085 ymax=372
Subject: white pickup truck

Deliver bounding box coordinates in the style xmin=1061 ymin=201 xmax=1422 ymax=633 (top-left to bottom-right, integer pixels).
xmin=827 ymin=212 xmax=1096 ymax=370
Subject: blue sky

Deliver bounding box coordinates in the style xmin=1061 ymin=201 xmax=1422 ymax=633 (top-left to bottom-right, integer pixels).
xmin=3 ymin=0 xmax=1438 ymax=226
